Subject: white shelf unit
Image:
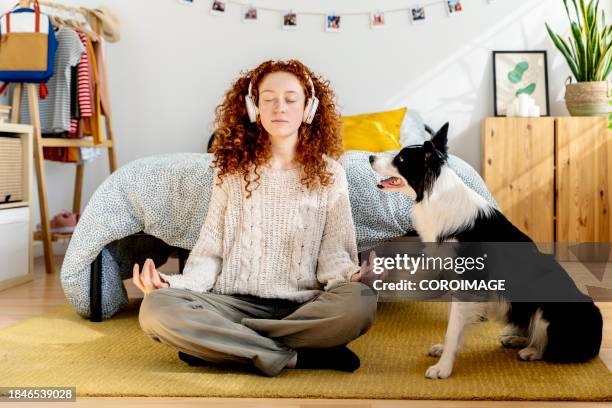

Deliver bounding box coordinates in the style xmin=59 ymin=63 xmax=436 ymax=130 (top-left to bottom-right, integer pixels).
xmin=0 ymin=123 xmax=34 ymax=291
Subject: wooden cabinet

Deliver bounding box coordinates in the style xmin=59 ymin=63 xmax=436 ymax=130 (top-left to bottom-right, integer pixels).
xmin=482 ymin=117 xmax=611 ymax=243
xmin=481 ymin=118 xmax=555 ymax=242
xmin=556 ymin=117 xmax=611 ymax=242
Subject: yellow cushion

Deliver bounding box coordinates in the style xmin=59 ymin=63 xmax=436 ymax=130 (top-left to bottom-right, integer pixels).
xmin=341 ymin=107 xmax=407 ymax=152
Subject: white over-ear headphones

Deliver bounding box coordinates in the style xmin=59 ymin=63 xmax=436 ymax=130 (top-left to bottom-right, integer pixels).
xmin=245 ymin=74 xmax=320 ymax=124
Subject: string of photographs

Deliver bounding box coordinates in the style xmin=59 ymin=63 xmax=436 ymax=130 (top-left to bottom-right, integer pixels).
xmin=178 ymin=0 xmax=500 ymax=31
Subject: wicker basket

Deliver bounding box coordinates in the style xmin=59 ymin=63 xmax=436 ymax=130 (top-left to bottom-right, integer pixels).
xmin=565 ymin=79 xmax=612 ymax=116
xmin=0 ymin=135 xmax=24 ymax=203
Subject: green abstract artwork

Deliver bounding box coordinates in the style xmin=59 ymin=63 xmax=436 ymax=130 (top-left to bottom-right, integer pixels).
xmin=507 ymin=61 xmax=529 ymax=84
xmin=516 ymin=83 xmax=536 ymax=96
xmin=507 ymin=61 xmax=537 ymax=97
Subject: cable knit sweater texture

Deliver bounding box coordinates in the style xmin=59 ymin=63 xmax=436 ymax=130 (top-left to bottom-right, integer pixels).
xmin=159 ymin=157 xmax=360 ymax=302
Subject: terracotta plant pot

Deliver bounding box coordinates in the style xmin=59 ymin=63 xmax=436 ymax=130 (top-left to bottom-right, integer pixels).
xmin=564 ymin=79 xmax=612 ymax=116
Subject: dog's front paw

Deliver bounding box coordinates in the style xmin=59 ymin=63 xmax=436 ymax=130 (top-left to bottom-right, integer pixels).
xmin=500 ymin=335 xmax=529 ymax=349
xmin=425 ymin=363 xmax=453 ymax=379
xmin=428 ymin=343 xmax=444 ymax=357
xmin=518 ymin=347 xmax=543 ymax=361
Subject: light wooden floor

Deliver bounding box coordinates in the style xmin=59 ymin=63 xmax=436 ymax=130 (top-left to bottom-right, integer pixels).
xmin=0 ymin=255 xmax=611 ymax=408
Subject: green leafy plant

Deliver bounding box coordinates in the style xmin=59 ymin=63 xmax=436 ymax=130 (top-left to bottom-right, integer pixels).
xmin=545 ymin=0 xmax=612 ymax=82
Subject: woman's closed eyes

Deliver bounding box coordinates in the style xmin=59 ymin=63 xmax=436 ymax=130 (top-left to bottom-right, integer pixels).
xmin=263 ymin=98 xmax=298 ymax=103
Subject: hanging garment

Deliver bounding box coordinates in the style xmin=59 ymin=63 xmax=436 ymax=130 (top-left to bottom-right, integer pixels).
xmin=92 ymin=37 xmax=111 ymax=116
xmin=69 ymin=31 xmax=92 ymax=139
xmin=68 ymin=65 xmax=78 ymax=137
xmin=83 ymin=35 xmax=102 ymax=145
xmin=76 ymin=31 xmax=92 ymax=117
xmin=42 ymin=145 xmax=79 ymax=162
xmin=76 ymin=31 xmax=101 ymax=163
xmin=70 ymin=65 xmax=78 ymax=120
xmin=20 ymin=26 xmax=84 ymax=133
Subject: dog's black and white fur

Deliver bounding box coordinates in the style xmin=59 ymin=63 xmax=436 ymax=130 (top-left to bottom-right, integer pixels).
xmin=369 ymin=123 xmax=603 ymax=379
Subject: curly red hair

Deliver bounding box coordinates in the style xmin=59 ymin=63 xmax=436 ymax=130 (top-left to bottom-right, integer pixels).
xmin=211 ymin=60 xmax=343 ymax=197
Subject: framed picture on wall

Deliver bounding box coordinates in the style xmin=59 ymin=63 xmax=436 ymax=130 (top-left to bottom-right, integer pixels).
xmin=493 ymin=51 xmax=550 ymax=116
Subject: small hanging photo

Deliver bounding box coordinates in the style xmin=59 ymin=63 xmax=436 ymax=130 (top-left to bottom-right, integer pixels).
xmin=447 ymin=0 xmax=463 ymax=16
xmin=243 ymin=5 xmax=258 ymax=23
xmin=370 ymin=11 xmax=385 ymax=29
xmin=283 ymin=11 xmax=297 ymax=30
xmin=326 ymin=14 xmax=341 ymax=32
xmin=410 ymin=6 xmax=426 ymax=24
xmin=210 ymin=0 xmax=226 ymax=16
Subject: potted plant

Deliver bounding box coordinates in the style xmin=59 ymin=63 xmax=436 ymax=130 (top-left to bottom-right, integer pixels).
xmin=546 ymin=0 xmax=611 ymax=116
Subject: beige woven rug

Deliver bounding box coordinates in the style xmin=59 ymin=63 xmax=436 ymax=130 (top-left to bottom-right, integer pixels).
xmin=0 ymin=299 xmax=610 ymax=400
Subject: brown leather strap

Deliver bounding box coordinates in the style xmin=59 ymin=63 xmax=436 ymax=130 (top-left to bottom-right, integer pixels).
xmin=33 ymin=0 xmax=40 ymax=32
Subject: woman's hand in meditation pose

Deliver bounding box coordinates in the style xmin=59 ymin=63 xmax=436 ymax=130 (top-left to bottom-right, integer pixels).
xmin=133 ymin=258 xmax=169 ymax=295
xmin=351 ymin=250 xmax=388 ymax=287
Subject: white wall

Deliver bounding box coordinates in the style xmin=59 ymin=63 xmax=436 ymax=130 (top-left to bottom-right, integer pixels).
xmin=3 ymin=0 xmax=607 ymax=229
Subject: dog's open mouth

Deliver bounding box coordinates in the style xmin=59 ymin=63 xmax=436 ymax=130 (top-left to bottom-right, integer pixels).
xmin=377 ymin=176 xmax=405 ymax=189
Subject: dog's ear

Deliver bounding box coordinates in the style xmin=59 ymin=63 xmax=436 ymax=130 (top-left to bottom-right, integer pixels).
xmin=431 ymin=122 xmax=449 ymax=157
xmin=423 ymin=140 xmax=436 ymax=161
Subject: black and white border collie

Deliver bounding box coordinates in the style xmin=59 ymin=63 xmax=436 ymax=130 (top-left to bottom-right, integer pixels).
xmin=369 ymin=123 xmax=603 ymax=379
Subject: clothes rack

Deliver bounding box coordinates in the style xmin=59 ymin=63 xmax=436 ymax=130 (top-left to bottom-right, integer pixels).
xmin=10 ymin=0 xmax=118 ymax=275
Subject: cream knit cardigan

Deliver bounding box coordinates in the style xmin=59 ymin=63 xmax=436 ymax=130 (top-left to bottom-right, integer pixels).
xmin=159 ymin=157 xmax=361 ymax=302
